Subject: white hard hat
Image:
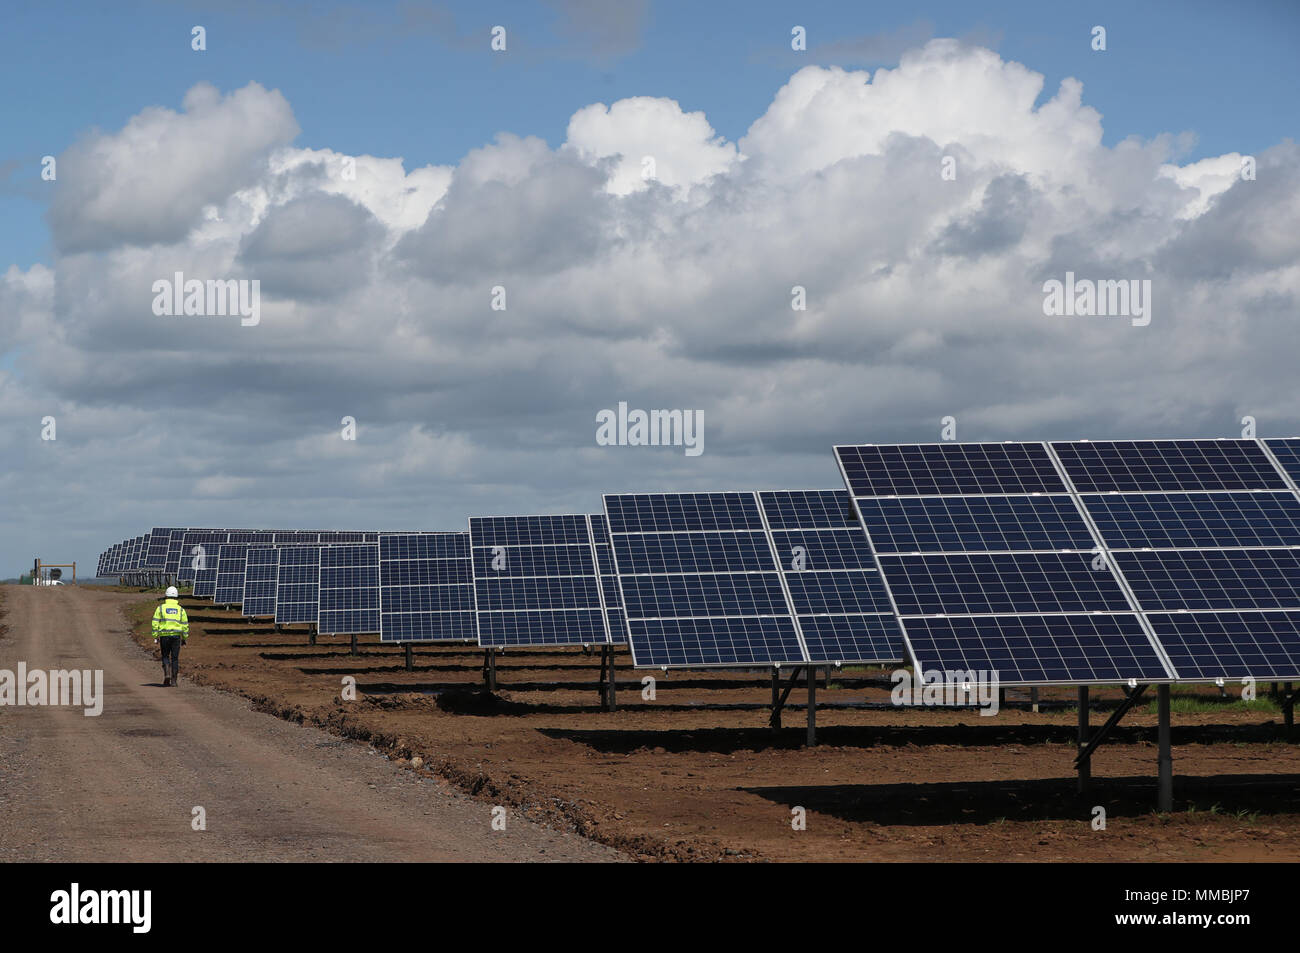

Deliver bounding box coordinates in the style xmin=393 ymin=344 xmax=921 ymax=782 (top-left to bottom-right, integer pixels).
xmin=165 ymin=586 xmax=179 ymax=598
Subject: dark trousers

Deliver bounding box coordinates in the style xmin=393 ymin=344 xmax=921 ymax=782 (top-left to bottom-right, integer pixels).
xmin=159 ymin=635 xmax=181 ymax=680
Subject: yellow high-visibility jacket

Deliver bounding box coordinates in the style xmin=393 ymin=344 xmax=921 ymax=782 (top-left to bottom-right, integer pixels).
xmin=152 ymin=598 xmax=189 ymax=639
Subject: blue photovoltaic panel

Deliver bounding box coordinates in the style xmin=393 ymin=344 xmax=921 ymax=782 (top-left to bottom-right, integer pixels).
xmin=606 ymin=492 xmax=806 ymax=667
xmin=836 ymin=443 xmax=1066 ymax=497
xmin=1053 ymin=439 xmax=1287 ymax=493
xmin=275 ymin=531 xmax=319 ymax=544
xmin=319 ymin=531 xmax=372 ymax=544
xmin=835 ymin=442 xmax=1175 ymax=686
xmin=1147 ymin=611 xmax=1300 ymax=681
xmin=1264 ymin=438 xmax=1300 ymax=483
xmin=1084 ymin=492 xmax=1300 ymax=550
xmin=193 ymin=551 xmax=219 ymax=598
xmin=857 ymin=495 xmax=1096 ymax=554
xmin=213 ymin=544 xmax=250 ymax=604
xmin=1115 ymin=549 xmax=1300 ymax=612
xmin=759 ymin=489 xmax=860 ymax=529
xmin=178 ymin=532 xmax=229 ymax=583
xmin=319 ymin=544 xmax=380 ymax=634
xmin=904 ymin=614 xmax=1171 ymax=685
xmin=242 ymin=547 xmax=279 ymax=617
xmin=759 ymin=489 xmax=902 ymax=664
xmin=379 ymin=533 xmax=475 ymax=642
xmin=164 ymin=528 xmax=190 ymax=577
xmin=590 ymin=514 xmax=626 ymax=642
xmin=276 ymin=546 xmax=322 ymax=625
xmin=880 ymin=552 xmax=1133 ymax=616
xmin=605 ymin=492 xmax=767 ymax=533
xmin=469 ymin=516 xmax=611 ymax=647
xmin=145 ymin=528 xmax=180 ymax=569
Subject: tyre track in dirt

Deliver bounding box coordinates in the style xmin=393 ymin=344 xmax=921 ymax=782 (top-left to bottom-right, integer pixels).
xmin=0 ymin=585 xmax=623 ymax=862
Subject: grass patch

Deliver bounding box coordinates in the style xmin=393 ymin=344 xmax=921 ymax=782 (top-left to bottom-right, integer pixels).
xmin=1144 ymin=694 xmax=1280 ymax=714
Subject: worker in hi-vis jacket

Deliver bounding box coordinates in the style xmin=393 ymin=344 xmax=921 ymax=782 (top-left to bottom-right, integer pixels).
xmin=152 ymin=586 xmax=189 ymax=687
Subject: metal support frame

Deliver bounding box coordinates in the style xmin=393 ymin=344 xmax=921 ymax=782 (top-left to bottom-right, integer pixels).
xmin=483 ymin=648 xmax=497 ymax=691
xmin=1281 ymin=683 xmax=1299 ymax=732
xmin=350 ymin=633 xmax=358 ymax=656
xmin=1077 ymin=686 xmax=1090 ymax=792
xmin=769 ymin=666 xmax=808 ymax=739
xmin=405 ymin=644 xmax=413 ymax=672
xmin=1157 ymin=685 xmax=1173 ymax=813
xmin=807 ymin=666 xmax=817 ymax=747
xmin=309 ymin=624 xmax=317 ymax=646
xmin=1075 ymin=684 xmax=1150 ymax=784
xmin=598 ymin=644 xmax=618 ymax=712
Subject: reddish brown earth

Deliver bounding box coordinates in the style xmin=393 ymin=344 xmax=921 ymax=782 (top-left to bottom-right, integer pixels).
xmin=6 ymin=584 xmax=1300 ymax=861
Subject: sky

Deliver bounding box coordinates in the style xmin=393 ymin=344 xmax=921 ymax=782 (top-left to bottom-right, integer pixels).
xmin=1 ymin=0 xmax=1298 ymax=576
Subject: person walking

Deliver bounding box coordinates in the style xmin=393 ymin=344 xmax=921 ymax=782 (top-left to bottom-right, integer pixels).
xmin=152 ymin=586 xmax=189 ymax=687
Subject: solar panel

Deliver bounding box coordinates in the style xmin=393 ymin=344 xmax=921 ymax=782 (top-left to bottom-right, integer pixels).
xmin=469 ymin=516 xmax=612 ymax=647
xmin=837 ymin=442 xmax=1066 ymax=496
xmin=590 ymin=514 xmax=627 ymax=642
xmin=242 ymin=547 xmax=279 ymax=617
xmin=1147 ymin=611 xmax=1300 ymax=681
xmin=318 ymin=543 xmax=380 ymax=635
xmin=858 ymin=495 xmax=1096 ymax=554
xmin=378 ymin=533 xmax=475 ymax=642
xmin=759 ymin=489 xmax=902 ymax=664
xmin=1052 ymin=439 xmax=1286 ymax=492
xmin=213 ymin=544 xmax=250 ymax=605
xmin=144 ymin=528 xmax=180 ymax=570
xmin=1050 ymin=438 xmax=1300 ymax=682
xmin=178 ymin=532 xmax=228 ymax=583
xmin=164 ymin=528 xmax=190 ymax=577
xmin=1264 ymin=438 xmax=1300 ymax=485
xmin=835 ymin=442 xmax=1176 ymax=686
xmin=605 ymin=492 xmax=807 ymax=668
xmin=275 ymin=546 xmax=322 ymax=625
xmin=1084 ymin=491 xmax=1300 ymax=549
xmin=274 ymin=531 xmax=320 ymax=544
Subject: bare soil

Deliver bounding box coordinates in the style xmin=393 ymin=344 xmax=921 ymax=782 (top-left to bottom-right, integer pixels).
xmin=70 ymin=587 xmax=1300 ymax=862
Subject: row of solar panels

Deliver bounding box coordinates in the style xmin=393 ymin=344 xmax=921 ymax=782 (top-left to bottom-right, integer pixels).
xmin=96 ymin=437 xmax=1300 ymax=687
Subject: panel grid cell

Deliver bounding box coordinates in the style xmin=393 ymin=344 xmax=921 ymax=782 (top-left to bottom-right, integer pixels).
xmin=319 ymin=544 xmax=380 ymax=634
xmin=242 ymin=547 xmax=279 ymax=617
xmin=836 ymin=443 xmax=1067 ymax=497
xmin=1053 ymin=439 xmax=1287 ymax=492
xmin=276 ymin=545 xmax=323 ymax=625
xmin=606 ymin=492 xmax=806 ymax=667
xmin=213 ymin=544 xmax=250 ymax=605
xmin=469 ymin=516 xmax=614 ymax=647
xmin=379 ymin=532 xmax=476 ymax=643
xmin=1085 ymin=491 xmax=1300 ymax=550
xmin=759 ymin=489 xmax=903 ymax=664
xmin=857 ymin=495 xmax=1095 ymax=554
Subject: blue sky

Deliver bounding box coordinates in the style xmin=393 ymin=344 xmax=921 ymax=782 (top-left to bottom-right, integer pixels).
xmin=3 ymin=0 xmax=1297 ymax=269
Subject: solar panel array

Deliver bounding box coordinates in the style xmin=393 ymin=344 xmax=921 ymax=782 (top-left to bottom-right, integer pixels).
xmin=1056 ymin=439 xmax=1300 ymax=682
xmin=835 ymin=438 xmax=1300 ymax=686
xmin=469 ymin=516 xmax=612 ymax=648
xmin=835 ymin=442 xmax=1177 ymax=686
xmin=379 ymin=533 xmax=476 ymax=642
xmin=318 ymin=543 xmax=380 ymax=635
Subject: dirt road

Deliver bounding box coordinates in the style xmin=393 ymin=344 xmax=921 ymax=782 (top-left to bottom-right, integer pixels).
xmin=0 ymin=585 xmax=622 ymax=862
